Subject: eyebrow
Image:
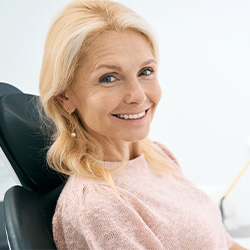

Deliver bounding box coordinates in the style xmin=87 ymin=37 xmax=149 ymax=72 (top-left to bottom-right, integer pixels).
xmin=93 ymin=59 xmax=157 ymax=72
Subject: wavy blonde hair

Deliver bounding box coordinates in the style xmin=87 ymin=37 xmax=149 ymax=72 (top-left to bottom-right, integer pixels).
xmin=39 ymin=0 xmax=173 ymax=189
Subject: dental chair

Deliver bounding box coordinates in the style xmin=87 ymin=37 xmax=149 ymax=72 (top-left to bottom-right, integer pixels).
xmin=0 ymin=82 xmax=23 ymax=250
xmin=0 ymin=83 xmax=65 ymax=249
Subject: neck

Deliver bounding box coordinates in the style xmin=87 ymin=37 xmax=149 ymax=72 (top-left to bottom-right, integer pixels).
xmin=101 ymin=140 xmax=141 ymax=162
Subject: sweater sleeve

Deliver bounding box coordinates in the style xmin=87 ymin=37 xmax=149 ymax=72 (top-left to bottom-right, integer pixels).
xmin=152 ymin=141 xmax=236 ymax=249
xmin=53 ymin=182 xmax=165 ymax=250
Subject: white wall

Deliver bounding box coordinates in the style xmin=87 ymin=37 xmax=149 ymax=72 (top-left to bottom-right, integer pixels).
xmin=1 ymin=0 xmax=250 ymax=223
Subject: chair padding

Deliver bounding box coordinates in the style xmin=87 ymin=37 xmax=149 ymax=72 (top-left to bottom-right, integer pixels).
xmin=0 ymin=93 xmax=64 ymax=191
xmin=0 ymin=202 xmax=8 ymax=250
xmin=0 ymin=82 xmax=22 ymax=97
xmin=4 ymin=185 xmax=63 ymax=250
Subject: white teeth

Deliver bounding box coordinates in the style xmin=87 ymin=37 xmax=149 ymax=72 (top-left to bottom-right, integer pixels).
xmin=115 ymin=111 xmax=146 ymax=120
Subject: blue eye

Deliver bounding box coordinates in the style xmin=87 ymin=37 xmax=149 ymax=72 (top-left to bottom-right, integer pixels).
xmin=100 ymin=75 xmax=116 ymax=83
xmin=139 ymin=68 xmax=153 ymax=76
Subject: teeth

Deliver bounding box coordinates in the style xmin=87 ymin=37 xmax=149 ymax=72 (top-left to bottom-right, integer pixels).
xmin=115 ymin=111 xmax=146 ymax=120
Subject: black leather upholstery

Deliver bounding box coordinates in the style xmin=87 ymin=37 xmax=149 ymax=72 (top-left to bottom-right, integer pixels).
xmin=0 ymin=94 xmax=63 ymax=191
xmin=0 ymin=82 xmax=23 ymax=250
xmin=0 ymin=202 xmax=8 ymax=250
xmin=0 ymin=86 xmax=66 ymax=250
xmin=0 ymin=82 xmax=22 ymax=97
xmin=4 ymin=185 xmax=63 ymax=250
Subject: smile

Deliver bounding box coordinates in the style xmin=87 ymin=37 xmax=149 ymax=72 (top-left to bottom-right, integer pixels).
xmin=113 ymin=110 xmax=146 ymax=120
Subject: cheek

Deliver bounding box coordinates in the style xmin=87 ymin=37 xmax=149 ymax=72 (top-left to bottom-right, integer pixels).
xmin=76 ymin=91 xmax=118 ymax=122
xmin=151 ymin=82 xmax=162 ymax=105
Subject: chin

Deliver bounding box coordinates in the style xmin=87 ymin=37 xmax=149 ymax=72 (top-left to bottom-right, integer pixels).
xmin=123 ymin=131 xmax=149 ymax=143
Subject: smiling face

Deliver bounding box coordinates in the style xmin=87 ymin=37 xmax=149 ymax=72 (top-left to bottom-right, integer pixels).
xmin=59 ymin=30 xmax=161 ymax=160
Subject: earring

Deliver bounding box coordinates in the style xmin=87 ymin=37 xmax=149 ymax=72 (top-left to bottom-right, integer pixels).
xmin=68 ymin=108 xmax=76 ymax=137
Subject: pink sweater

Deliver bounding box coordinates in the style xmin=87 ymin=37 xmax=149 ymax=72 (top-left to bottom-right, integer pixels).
xmin=53 ymin=143 xmax=234 ymax=249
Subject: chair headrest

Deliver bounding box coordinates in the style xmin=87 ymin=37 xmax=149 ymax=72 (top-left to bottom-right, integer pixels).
xmin=0 ymin=82 xmax=23 ymax=97
xmin=0 ymin=93 xmax=65 ymax=192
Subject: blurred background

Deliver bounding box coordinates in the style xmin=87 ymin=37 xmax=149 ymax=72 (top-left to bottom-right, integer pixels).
xmin=0 ymin=0 xmax=250 ymax=244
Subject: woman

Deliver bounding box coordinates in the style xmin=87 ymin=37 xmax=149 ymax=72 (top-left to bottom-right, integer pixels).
xmin=39 ymin=1 xmax=246 ymax=249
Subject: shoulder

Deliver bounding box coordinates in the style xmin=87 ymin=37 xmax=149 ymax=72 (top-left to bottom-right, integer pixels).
xmin=53 ymin=175 xmax=134 ymax=228
xmin=55 ymin=175 xmax=117 ymax=213
xmin=53 ymin=176 xmax=131 ymax=249
xmin=53 ymin=176 xmax=121 ymax=234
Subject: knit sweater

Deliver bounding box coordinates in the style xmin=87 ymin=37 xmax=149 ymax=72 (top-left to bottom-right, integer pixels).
xmin=53 ymin=143 xmax=234 ymax=250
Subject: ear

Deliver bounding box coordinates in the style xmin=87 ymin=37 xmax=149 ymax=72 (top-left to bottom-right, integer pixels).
xmin=56 ymin=91 xmax=76 ymax=113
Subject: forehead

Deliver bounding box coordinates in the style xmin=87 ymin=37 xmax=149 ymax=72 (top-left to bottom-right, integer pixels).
xmin=82 ymin=30 xmax=155 ymax=70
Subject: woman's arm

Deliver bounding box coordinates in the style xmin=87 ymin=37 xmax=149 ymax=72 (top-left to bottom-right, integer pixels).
xmin=230 ymin=242 xmax=248 ymax=250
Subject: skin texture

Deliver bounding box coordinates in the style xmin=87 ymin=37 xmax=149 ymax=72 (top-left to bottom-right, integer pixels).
xmin=58 ymin=30 xmax=162 ymax=161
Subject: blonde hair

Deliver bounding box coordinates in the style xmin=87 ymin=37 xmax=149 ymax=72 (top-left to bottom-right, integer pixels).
xmin=39 ymin=0 xmax=173 ymax=188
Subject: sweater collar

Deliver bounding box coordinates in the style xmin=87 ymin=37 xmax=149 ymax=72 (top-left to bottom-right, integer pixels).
xmin=101 ymin=154 xmax=146 ymax=170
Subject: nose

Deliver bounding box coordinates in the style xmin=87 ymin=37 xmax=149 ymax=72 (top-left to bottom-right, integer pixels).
xmin=124 ymin=79 xmax=146 ymax=105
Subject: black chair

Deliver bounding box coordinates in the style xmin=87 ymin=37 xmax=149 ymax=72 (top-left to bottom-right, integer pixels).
xmin=0 ymin=82 xmax=23 ymax=96
xmin=0 ymin=82 xmax=23 ymax=250
xmin=0 ymin=202 xmax=8 ymax=250
xmin=0 ymin=83 xmax=65 ymax=249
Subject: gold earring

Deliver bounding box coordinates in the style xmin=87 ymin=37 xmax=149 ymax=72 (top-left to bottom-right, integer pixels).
xmin=68 ymin=108 xmax=76 ymax=137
